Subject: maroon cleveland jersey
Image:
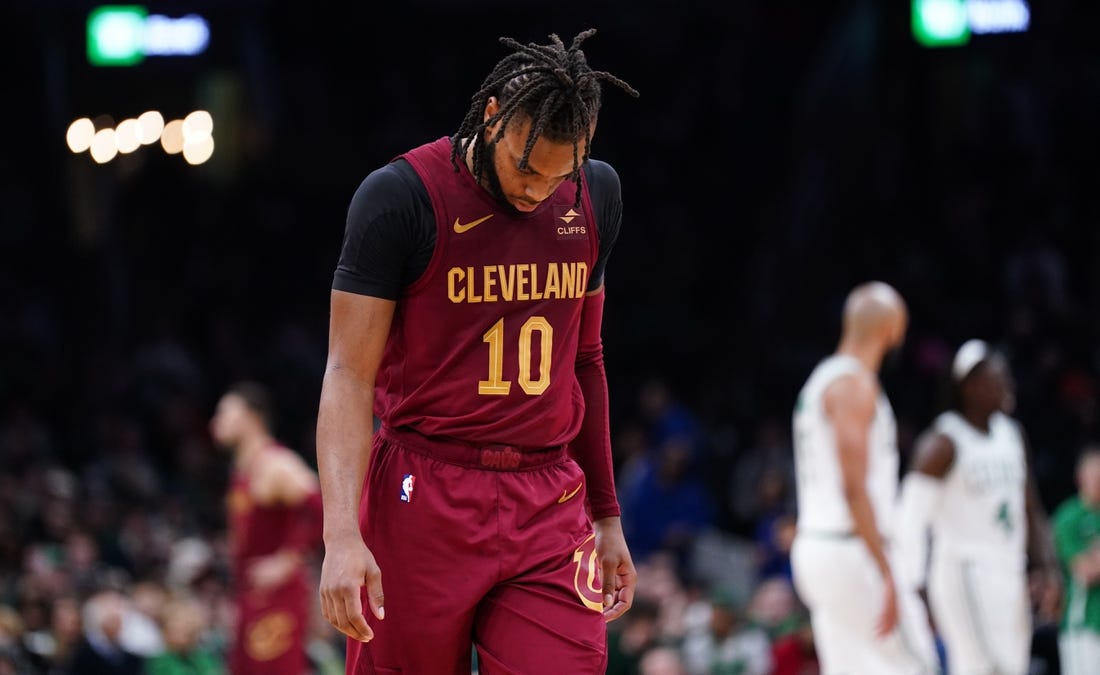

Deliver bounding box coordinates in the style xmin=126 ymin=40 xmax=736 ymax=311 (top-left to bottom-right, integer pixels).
xmin=374 ymin=137 xmax=599 ymax=448
xmin=226 ymin=452 xmax=310 ymax=588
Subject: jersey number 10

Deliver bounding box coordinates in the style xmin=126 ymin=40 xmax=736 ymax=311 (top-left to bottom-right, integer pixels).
xmin=479 ymin=316 xmax=553 ymax=396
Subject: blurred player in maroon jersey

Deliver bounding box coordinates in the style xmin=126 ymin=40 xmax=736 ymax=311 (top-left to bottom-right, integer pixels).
xmin=316 ymin=29 xmax=639 ymax=674
xmin=211 ymin=381 xmax=323 ymax=675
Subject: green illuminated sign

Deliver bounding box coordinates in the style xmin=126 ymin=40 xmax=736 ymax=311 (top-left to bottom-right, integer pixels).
xmin=87 ymin=6 xmax=148 ymax=66
xmin=912 ymin=0 xmax=971 ymax=47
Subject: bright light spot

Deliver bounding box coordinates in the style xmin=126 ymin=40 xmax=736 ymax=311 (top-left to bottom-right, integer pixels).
xmin=161 ymin=120 xmax=185 ymax=154
xmin=87 ymin=7 xmax=146 ymax=65
xmin=115 ymin=118 xmax=141 ymax=153
xmin=182 ymin=110 xmax=213 ymax=143
xmin=144 ymin=14 xmax=210 ymax=56
xmin=66 ymin=118 xmax=95 ymax=153
xmin=920 ymin=0 xmax=969 ymax=38
xmin=137 ymin=111 xmax=164 ymax=144
xmin=968 ymin=0 xmax=1029 ymax=34
xmin=90 ymin=128 xmax=118 ymax=163
xmin=183 ymin=135 xmax=214 ymax=165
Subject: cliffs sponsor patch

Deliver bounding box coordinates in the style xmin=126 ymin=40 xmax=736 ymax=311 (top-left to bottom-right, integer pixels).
xmin=554 ymin=206 xmax=587 ymax=239
xmin=556 ymin=224 xmax=588 ymax=240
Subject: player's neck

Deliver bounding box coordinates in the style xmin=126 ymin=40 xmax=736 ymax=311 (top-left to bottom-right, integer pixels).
xmin=835 ymin=340 xmax=882 ymax=375
xmin=464 ymin=136 xmax=478 ymax=180
xmin=235 ymin=433 xmax=275 ymax=470
xmin=960 ymin=407 xmax=993 ymax=434
xmin=464 ymin=136 xmax=497 ymax=195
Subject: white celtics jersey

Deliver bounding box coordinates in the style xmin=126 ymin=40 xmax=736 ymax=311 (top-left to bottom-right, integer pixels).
xmin=930 ymin=410 xmax=1028 ymax=568
xmin=792 ymin=355 xmax=899 ymax=536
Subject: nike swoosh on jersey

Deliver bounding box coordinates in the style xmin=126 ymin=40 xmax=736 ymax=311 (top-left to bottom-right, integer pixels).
xmin=453 ymin=214 xmax=494 ymax=233
xmin=558 ymin=483 xmax=583 ymax=504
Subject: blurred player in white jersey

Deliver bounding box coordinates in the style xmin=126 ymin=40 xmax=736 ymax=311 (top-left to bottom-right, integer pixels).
xmin=896 ymin=339 xmax=1061 ymax=675
xmin=791 ymin=281 xmax=940 ymax=675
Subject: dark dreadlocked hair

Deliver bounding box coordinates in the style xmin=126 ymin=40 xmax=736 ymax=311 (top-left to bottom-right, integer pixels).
xmin=450 ymin=28 xmax=639 ymax=206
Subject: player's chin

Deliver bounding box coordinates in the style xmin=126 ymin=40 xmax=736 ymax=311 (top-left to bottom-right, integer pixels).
xmin=509 ymin=197 xmax=540 ymax=212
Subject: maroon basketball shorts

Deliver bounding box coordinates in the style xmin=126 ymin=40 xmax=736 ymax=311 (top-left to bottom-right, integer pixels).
xmin=231 ymin=577 xmax=309 ymax=675
xmin=345 ymin=426 xmax=607 ymax=674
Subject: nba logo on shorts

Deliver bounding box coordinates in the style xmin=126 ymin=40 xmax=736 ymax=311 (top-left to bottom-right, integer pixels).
xmin=400 ymin=474 xmax=415 ymax=502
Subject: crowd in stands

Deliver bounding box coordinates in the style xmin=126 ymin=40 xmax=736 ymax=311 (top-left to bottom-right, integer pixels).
xmin=0 ymin=335 xmax=1090 ymax=674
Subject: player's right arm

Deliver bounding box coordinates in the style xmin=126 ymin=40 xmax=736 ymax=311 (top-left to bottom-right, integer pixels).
xmin=823 ymin=372 xmax=897 ymax=636
xmin=318 ymin=161 xmax=431 ymax=641
xmin=896 ymin=430 xmax=953 ymax=630
xmin=319 ymin=162 xmax=427 ymax=644
xmin=317 ymin=290 xmax=395 ymax=642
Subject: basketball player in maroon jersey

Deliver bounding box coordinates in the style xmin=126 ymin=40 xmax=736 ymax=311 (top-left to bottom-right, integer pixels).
xmin=211 ymin=382 xmax=324 ymax=675
xmin=316 ymin=29 xmax=639 ymax=674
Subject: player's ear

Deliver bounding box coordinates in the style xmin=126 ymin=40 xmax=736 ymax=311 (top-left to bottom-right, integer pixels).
xmin=888 ymin=317 xmax=905 ymax=349
xmin=484 ymin=97 xmax=500 ymax=124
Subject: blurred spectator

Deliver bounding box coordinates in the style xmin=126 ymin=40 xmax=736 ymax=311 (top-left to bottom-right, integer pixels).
xmin=632 ymin=552 xmax=697 ymax=645
xmin=66 ymin=589 xmax=143 ymax=675
xmin=680 ymin=589 xmax=772 ymax=675
xmin=121 ymin=581 xmax=166 ymax=658
xmin=638 ymin=645 xmax=689 ymax=675
xmin=0 ymin=605 xmax=34 ymax=674
xmin=305 ymin=624 xmax=345 ymax=675
xmin=769 ymin=614 xmax=818 ymax=675
xmin=145 ymin=595 xmax=225 ymax=675
xmin=1053 ymin=446 xmax=1100 ymax=675
xmin=165 ymin=538 xmax=215 ymax=592
xmin=744 ymin=577 xmax=820 ymax=674
xmin=21 ymin=593 xmax=80 ymax=672
xmin=754 ymin=510 xmax=796 ymax=584
xmin=620 ymin=434 xmax=717 ymax=566
xmin=607 ymin=597 xmax=662 ymax=675
xmin=613 ymin=421 xmax=652 ymax=496
xmin=746 ymin=576 xmax=801 ymax=638
xmin=729 ymin=418 xmax=796 ymax=535
xmin=639 ymin=380 xmax=705 ymax=453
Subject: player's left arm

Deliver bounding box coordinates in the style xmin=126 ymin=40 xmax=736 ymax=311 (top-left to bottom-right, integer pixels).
xmin=571 ymin=159 xmax=634 ymax=623
xmin=574 ymin=284 xmax=634 ymax=623
xmin=249 ymin=452 xmax=324 ymax=591
xmin=1019 ymin=421 xmax=1062 ymax=621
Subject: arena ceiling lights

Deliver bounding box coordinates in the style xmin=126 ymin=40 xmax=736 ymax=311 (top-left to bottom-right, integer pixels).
xmin=87 ymin=5 xmax=210 ymax=66
xmin=66 ymin=111 xmax=215 ymax=165
xmin=912 ymin=0 xmax=1030 ymax=48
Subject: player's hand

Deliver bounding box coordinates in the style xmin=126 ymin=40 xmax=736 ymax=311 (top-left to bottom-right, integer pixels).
xmin=593 ymin=516 xmax=636 ymax=623
xmin=876 ymin=573 xmax=899 ymax=637
xmin=1037 ymin=569 xmax=1063 ymax=624
xmin=319 ymin=531 xmax=384 ymax=642
xmin=247 ymin=551 xmax=299 ymax=592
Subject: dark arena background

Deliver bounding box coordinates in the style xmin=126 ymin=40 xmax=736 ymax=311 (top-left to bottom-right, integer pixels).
xmin=3 ymin=1 xmax=1100 ymax=673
